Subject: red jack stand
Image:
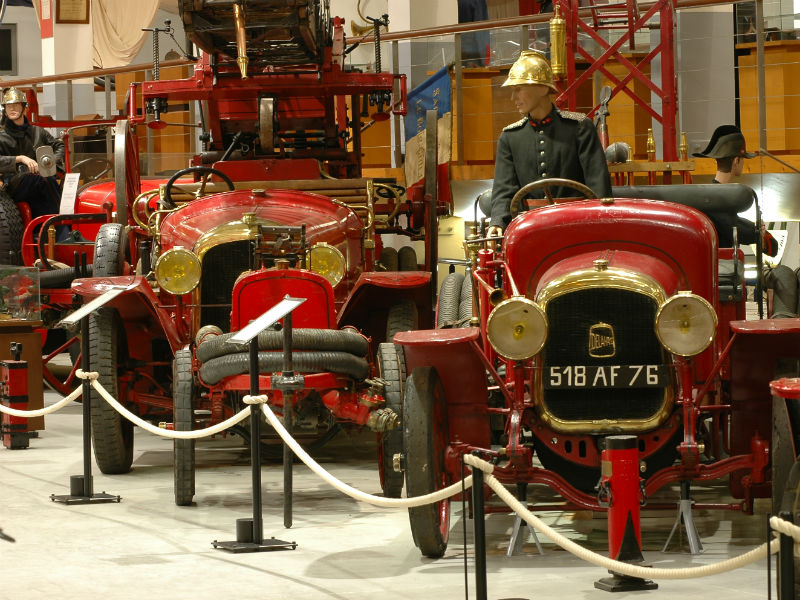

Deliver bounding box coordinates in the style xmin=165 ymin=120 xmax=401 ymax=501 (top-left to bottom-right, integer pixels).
xmin=594 ymin=435 xmax=658 ymax=592
xmin=1 ymin=342 xmax=33 ymax=449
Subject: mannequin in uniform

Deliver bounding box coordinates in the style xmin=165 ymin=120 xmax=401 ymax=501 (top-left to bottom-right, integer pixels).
xmin=487 ymin=51 xmax=611 ymax=237
xmin=0 ymin=87 xmax=64 ymax=219
xmin=692 ymin=124 xmax=777 ymax=256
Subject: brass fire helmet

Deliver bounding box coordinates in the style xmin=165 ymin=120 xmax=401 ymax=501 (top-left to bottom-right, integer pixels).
xmin=1 ymin=87 xmax=26 ymax=106
xmin=501 ymin=50 xmax=558 ymax=92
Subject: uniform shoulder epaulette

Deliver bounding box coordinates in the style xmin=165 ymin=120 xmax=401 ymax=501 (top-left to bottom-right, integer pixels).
xmin=502 ymin=117 xmax=527 ymax=131
xmin=557 ymin=109 xmax=587 ymax=122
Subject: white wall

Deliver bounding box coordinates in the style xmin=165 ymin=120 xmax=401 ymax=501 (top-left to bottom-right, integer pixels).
xmin=677 ymin=7 xmax=736 ymax=156
xmin=2 ymin=6 xmax=41 ymax=81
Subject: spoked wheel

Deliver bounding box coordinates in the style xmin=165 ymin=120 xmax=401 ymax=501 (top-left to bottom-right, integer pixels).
xmin=173 ymin=348 xmax=196 ymax=506
xmin=404 ymin=366 xmax=451 ymax=558
xmin=376 ymin=342 xmax=405 ymax=498
xmin=88 ymin=223 xmax=133 ymax=474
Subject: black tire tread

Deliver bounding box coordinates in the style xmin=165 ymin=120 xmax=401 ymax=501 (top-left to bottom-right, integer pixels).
xmin=88 ymin=223 xmax=133 ymax=474
xmin=386 ymin=299 xmax=418 ymax=342
xmin=377 ymin=342 xmax=405 ymax=498
xmin=0 ymin=189 xmax=23 ymax=265
xmin=173 ymin=348 xmax=196 ymax=506
xmin=405 ymin=366 xmax=450 ymax=558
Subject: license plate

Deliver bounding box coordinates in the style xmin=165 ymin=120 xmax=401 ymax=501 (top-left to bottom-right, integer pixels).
xmin=544 ymin=364 xmax=668 ymax=389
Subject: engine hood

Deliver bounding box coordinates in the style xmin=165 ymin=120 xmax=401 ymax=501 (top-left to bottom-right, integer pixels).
xmin=504 ymin=198 xmax=717 ymax=307
xmin=158 ymin=188 xmax=362 ymax=254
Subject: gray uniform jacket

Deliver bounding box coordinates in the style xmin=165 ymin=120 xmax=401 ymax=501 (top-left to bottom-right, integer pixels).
xmin=489 ymin=107 xmax=612 ymax=228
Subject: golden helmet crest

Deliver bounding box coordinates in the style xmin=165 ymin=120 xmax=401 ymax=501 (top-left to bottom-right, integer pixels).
xmin=502 ymin=50 xmax=558 ymax=91
xmin=1 ymin=87 xmax=26 ymax=106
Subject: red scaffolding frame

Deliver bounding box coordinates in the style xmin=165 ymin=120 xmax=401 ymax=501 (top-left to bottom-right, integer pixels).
xmin=555 ymin=0 xmax=678 ymax=161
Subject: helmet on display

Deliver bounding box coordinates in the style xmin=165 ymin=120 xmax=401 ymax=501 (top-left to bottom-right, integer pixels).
xmin=1 ymin=87 xmax=26 ymax=106
xmin=502 ymin=50 xmax=558 ymax=91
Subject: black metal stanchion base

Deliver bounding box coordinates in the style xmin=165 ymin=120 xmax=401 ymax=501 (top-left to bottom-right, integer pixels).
xmin=594 ymin=571 xmax=658 ymax=592
xmin=212 ymin=517 xmax=297 ymax=554
xmin=50 ymin=475 xmax=121 ymax=505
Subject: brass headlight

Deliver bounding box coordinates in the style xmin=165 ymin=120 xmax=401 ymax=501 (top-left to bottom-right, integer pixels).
xmin=155 ymin=247 xmax=201 ymax=295
xmin=487 ymin=296 xmax=548 ymax=361
xmin=655 ymin=292 xmax=717 ymax=357
xmin=308 ymin=242 xmax=345 ymax=286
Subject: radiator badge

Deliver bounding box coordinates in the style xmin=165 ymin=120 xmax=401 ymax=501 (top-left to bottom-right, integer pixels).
xmin=588 ymin=322 xmax=616 ymax=358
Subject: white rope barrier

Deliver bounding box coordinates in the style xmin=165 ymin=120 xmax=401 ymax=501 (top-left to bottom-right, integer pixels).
xmin=253 ymin=396 xmax=473 ymax=508
xmin=10 ymin=367 xmax=792 ymax=581
xmin=79 ymin=370 xmax=252 ymax=439
xmin=770 ymin=515 xmax=800 ymax=542
xmin=464 ymin=454 xmax=779 ymax=580
xmin=0 ymin=384 xmax=83 ymax=418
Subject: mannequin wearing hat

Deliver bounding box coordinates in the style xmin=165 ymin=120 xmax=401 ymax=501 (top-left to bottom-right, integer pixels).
xmin=692 ymin=125 xmax=777 ymax=256
xmin=487 ymin=51 xmax=611 ymax=238
xmin=0 ymin=87 xmax=64 ymax=220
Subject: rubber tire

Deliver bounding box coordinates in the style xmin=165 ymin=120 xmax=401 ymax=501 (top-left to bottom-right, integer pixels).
xmin=89 ymin=308 xmax=133 ymax=474
xmin=173 ymin=348 xmax=196 ymax=506
xmin=404 ymin=366 xmax=451 ymax=558
xmin=386 ymin=299 xmax=418 ymax=343
xmin=88 ymin=223 xmax=133 ymax=474
xmin=377 ymin=342 xmax=405 ymax=498
xmin=378 ymin=246 xmax=398 ymax=271
xmin=436 ymin=272 xmax=464 ymax=328
xmin=398 ymin=245 xmax=418 ymax=271
xmin=0 ymin=189 xmax=23 ymax=265
xmin=774 ymin=460 xmax=800 ymax=597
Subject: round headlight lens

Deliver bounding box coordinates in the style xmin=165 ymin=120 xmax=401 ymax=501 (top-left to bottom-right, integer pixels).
xmin=655 ymin=292 xmax=717 ymax=357
xmin=486 ymin=296 xmax=548 ymax=361
xmin=155 ymin=247 xmax=201 ymax=295
xmin=308 ymin=242 xmax=345 ymax=286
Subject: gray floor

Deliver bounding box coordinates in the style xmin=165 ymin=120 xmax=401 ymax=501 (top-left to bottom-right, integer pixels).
xmin=0 ymin=389 xmax=779 ymax=600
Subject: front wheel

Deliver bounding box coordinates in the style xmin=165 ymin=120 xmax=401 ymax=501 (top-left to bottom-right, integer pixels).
xmin=404 ymin=366 xmax=451 ymax=558
xmin=173 ymin=348 xmax=196 ymax=506
xmin=88 ymin=222 xmax=132 ymax=474
xmin=377 ymin=343 xmax=405 ymax=498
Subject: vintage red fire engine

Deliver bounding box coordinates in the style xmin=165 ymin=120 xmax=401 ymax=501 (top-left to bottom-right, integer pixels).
xmin=395 ymin=179 xmax=800 ymax=558
xmin=15 ymin=1 xmax=443 ymax=505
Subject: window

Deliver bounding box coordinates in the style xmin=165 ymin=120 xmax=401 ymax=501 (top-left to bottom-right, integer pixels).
xmin=0 ymin=24 xmax=17 ymax=76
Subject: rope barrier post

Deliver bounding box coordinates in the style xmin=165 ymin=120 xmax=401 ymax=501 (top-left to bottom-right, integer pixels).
xmin=471 ymin=459 xmax=488 ymax=600
xmin=212 ymin=296 xmax=303 ymax=553
xmin=270 ymin=310 xmax=305 ymax=530
xmin=594 ymin=435 xmax=657 ymax=592
xmin=51 ymin=314 xmax=120 ymax=505
xmin=778 ymin=510 xmax=795 ymax=599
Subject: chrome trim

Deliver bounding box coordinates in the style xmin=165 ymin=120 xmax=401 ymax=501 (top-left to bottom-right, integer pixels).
xmin=533 ymin=265 xmax=673 ymax=434
xmin=536 ymin=266 xmax=667 ymax=308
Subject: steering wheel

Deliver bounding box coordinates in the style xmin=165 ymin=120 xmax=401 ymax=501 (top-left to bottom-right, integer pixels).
xmin=162 ymin=166 xmax=235 ymax=209
xmin=509 ymin=177 xmax=596 ymax=219
xmin=71 ymin=157 xmax=113 ymax=183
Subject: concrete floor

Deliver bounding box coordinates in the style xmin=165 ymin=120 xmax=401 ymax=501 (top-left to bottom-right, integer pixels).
xmin=0 ymin=388 xmax=779 ymax=600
